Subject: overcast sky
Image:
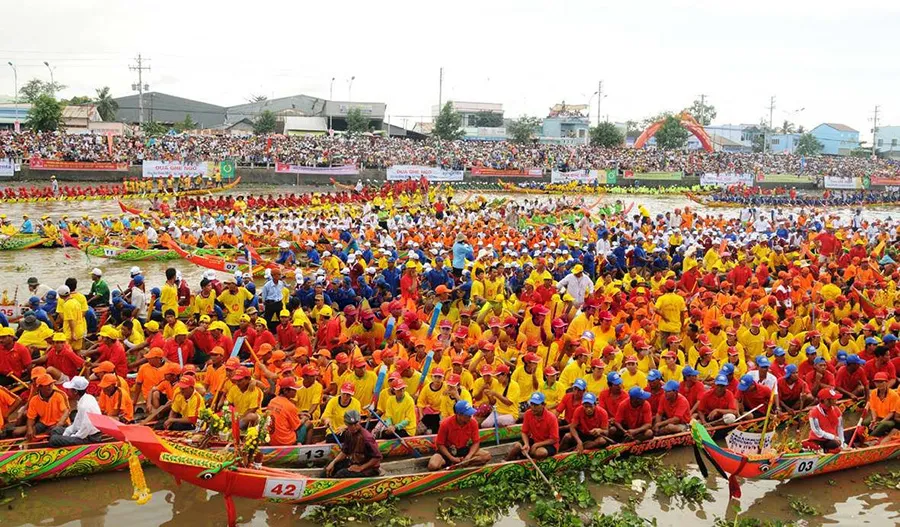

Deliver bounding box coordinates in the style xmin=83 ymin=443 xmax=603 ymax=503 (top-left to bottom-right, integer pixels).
xmin=2 ymin=0 xmax=898 ymax=138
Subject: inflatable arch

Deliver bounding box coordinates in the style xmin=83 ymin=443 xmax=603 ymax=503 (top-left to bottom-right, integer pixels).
xmin=633 ymin=112 xmax=714 ymax=152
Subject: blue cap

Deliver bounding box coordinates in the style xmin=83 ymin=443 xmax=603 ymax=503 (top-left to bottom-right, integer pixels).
xmin=113 ymin=297 xmax=124 ymax=305
xmin=865 ymin=337 xmax=879 ymax=345
xmin=737 ymin=374 xmax=755 ymax=391
xmin=628 ymin=386 xmax=651 ymax=400
xmin=581 ymin=330 xmax=595 ymax=341
xmin=755 ymin=356 xmax=770 ymax=368
xmin=720 ymin=363 xmax=735 ymax=375
xmin=805 ymin=346 xmax=817 ymax=355
xmin=647 ymin=369 xmax=662 ymax=382
xmin=454 ymin=400 xmax=477 ymax=416
xmin=836 ymin=350 xmax=848 ymax=361
xmin=663 ymin=380 xmax=680 ymax=392
xmin=45 ymin=290 xmax=57 ymax=299
xmin=884 ymin=334 xmax=898 ymax=343
xmin=606 ymin=372 xmax=622 ymax=386
xmin=814 ymin=357 xmax=827 ymax=365
xmin=111 ymin=289 xmax=121 ymax=298
xmin=848 ymin=354 xmax=866 ymax=365
xmin=28 ymin=296 xmax=40 ymax=305
xmin=773 ymin=347 xmax=786 ymax=357
xmin=582 ymin=393 xmax=597 ymax=405
xmin=714 ymin=374 xmax=729 ymax=386
xmin=528 ymin=392 xmax=546 ymax=405
xmin=785 ymin=364 xmax=798 ymax=375
xmin=682 ymin=366 xmax=699 ymax=377
xmin=572 ymin=378 xmax=587 ymax=391
xmin=133 ymin=275 xmax=144 ymax=286
xmin=150 ymin=287 xmax=161 ymax=296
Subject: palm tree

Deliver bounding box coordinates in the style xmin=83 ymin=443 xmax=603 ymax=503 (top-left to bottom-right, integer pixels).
xmin=95 ymin=87 xmax=119 ymax=121
xmin=780 ymin=120 xmax=795 ymax=134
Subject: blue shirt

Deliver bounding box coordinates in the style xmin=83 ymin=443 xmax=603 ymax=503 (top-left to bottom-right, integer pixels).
xmin=452 ymin=242 xmax=473 ymax=269
xmin=261 ymin=279 xmax=287 ymax=303
xmin=20 ymin=220 xmax=34 ymax=234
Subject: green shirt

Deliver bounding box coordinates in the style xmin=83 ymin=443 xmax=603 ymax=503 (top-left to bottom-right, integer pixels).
xmin=89 ymin=279 xmax=110 ymax=305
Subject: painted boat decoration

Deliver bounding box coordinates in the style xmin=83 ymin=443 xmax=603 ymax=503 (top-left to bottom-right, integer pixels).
xmin=82 ymin=244 xmax=240 ymax=262
xmin=0 ymin=234 xmax=56 ymax=251
xmin=0 ymin=422 xmax=523 ymax=487
xmin=1 ymin=177 xmax=241 ymax=205
xmin=692 ymin=420 xmax=900 ymax=486
xmin=115 ymin=177 xmax=242 ymax=215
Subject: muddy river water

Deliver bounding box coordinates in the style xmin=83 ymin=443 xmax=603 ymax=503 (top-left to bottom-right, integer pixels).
xmin=1 ymin=185 xmax=899 ymax=526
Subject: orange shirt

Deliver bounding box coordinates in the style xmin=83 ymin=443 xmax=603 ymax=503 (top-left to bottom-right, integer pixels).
xmin=267 ymin=395 xmax=302 ymax=446
xmin=99 ymin=388 xmax=134 ymax=421
xmin=135 ymin=363 xmax=164 ymax=402
xmin=26 ymin=391 xmax=69 ymax=427
xmin=0 ymin=386 xmax=18 ymax=428
xmin=204 ymin=364 xmax=228 ymax=395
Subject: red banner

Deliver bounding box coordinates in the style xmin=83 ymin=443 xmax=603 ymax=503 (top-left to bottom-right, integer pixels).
xmin=870 ymin=175 xmax=900 ymax=186
xmin=29 ymin=158 xmax=129 ymax=171
xmin=469 ymin=167 xmax=543 ymax=177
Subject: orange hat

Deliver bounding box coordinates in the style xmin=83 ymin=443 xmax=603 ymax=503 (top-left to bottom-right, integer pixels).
xmin=92 ymin=361 xmax=116 ymax=374
xmin=316 ymin=349 xmax=332 ymax=359
xmin=98 ymin=373 xmax=118 ymax=388
xmin=35 ymin=373 xmax=54 ymax=386
xmin=269 ymin=350 xmax=286 ymax=362
xmin=145 ymin=347 xmax=165 ymax=359
xmin=162 ymin=363 xmax=182 ymax=376
xmin=224 ymin=357 xmax=241 ymax=369
xmin=257 ymin=343 xmax=274 ymax=356
xmin=209 ymin=346 xmax=225 ymax=356
xmin=293 ymin=346 xmax=309 ymax=359
xmin=352 ymin=357 xmax=368 ymax=369
xmin=182 ymin=364 xmax=198 ymax=375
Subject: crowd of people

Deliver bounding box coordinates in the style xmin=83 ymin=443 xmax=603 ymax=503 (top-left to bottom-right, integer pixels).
xmin=1 ymin=184 xmax=900 ymax=474
xmin=3 ymin=131 xmax=900 ymax=179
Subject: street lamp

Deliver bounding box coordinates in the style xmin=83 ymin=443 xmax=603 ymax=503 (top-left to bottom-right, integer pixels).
xmin=329 ymin=77 xmax=336 ymax=131
xmin=348 ymin=76 xmax=355 ymax=102
xmin=7 ymin=62 xmax=18 ymax=131
xmin=43 ymin=61 xmax=55 ymax=95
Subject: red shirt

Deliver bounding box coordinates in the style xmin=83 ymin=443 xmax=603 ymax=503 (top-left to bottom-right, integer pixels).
xmin=255 ymin=329 xmax=276 ymax=349
xmin=777 ymin=377 xmax=809 ymax=402
xmin=0 ymin=343 xmax=33 ymax=377
xmin=555 ymin=392 xmax=583 ymax=422
xmin=191 ymin=329 xmax=215 ymax=355
xmin=679 ymin=380 xmax=706 ymax=408
xmin=276 ymin=323 xmax=298 ymax=349
xmin=163 ymin=338 xmax=195 ymax=365
xmin=522 ymin=408 xmax=559 ymax=449
xmin=597 ymin=388 xmax=628 ymax=419
xmin=657 ymin=392 xmax=691 ymax=423
xmin=615 ymin=399 xmax=652 ymax=429
xmin=45 ymin=345 xmax=85 ymax=378
xmin=697 ymin=388 xmax=737 ymax=415
xmin=804 ymin=370 xmax=835 ymax=391
xmin=571 ymin=405 xmax=609 ymax=434
xmin=646 ymin=387 xmax=664 ymax=416
xmin=808 ymin=404 xmax=841 ymax=441
xmin=98 ymin=341 xmax=128 ymax=377
xmin=436 ymin=415 xmax=481 ymax=450
xmin=769 ymin=360 xmax=788 ymax=379
xmin=834 ymin=365 xmax=867 ymax=393
xmin=738 ymin=384 xmax=772 ymax=410
xmin=233 ymin=326 xmax=257 ymax=350
xmin=863 ymin=360 xmax=896 ymax=387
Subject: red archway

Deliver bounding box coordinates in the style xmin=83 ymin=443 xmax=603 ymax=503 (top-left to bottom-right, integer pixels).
xmin=633 ymin=111 xmax=714 ymax=152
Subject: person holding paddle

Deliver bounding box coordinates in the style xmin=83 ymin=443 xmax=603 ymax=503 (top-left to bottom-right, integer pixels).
xmin=506 ymin=392 xmax=559 ymax=461
xmin=427 ymin=400 xmax=491 ymax=471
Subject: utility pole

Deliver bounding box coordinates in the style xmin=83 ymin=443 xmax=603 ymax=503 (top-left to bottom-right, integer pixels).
xmin=438 ymin=67 xmax=443 ymax=114
xmin=129 ymin=54 xmax=150 ymax=125
xmin=764 ymin=95 xmax=776 ymax=153
xmin=597 ymin=80 xmax=603 ymax=127
xmin=872 ymin=105 xmax=880 ymax=158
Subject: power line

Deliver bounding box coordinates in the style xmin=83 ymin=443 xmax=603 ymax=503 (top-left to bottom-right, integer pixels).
xmin=128 ymin=54 xmax=150 ymax=125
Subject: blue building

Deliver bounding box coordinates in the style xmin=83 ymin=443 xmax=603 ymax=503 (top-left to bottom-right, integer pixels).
xmin=810 ymin=123 xmax=859 ymax=156
xmin=539 ymin=103 xmax=590 ymax=145
xmin=767 ymin=133 xmax=801 ymax=154
xmin=875 ymin=125 xmax=900 ymax=159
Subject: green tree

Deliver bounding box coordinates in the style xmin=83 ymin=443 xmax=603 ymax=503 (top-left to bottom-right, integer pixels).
xmin=473 ymin=111 xmax=503 ymax=127
xmin=345 ymin=107 xmax=370 ymax=135
xmin=141 ymin=120 xmax=167 ymax=136
xmin=506 ymin=116 xmax=541 ymax=143
xmin=589 ymin=122 xmax=624 ymax=147
xmin=252 ymin=109 xmax=277 ymax=135
xmin=26 ymin=94 xmax=63 ymax=131
xmin=780 ymin=120 xmax=795 ymax=134
xmin=63 ymin=95 xmax=93 ymax=106
xmin=19 ymin=78 xmax=66 ymax=103
xmin=795 ymin=133 xmax=823 ymax=156
xmin=625 ymin=120 xmax=642 ymax=139
xmin=173 ymin=114 xmax=198 ymax=133
xmin=95 ymin=87 xmax=119 ymax=121
xmin=687 ymin=98 xmax=717 ymax=126
xmin=247 ymin=94 xmax=268 ymax=103
xmin=655 ymin=115 xmax=689 ymax=150
xmin=432 ymin=102 xmax=464 ymax=140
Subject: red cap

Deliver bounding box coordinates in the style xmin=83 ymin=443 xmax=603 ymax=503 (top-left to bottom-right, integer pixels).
xmin=340 ymin=382 xmax=355 ymax=394
xmin=624 ymin=355 xmax=638 ymax=364
xmin=395 ymin=359 xmax=410 ymax=372
xmin=494 ymin=364 xmax=510 ymax=375
xmin=431 ymin=367 xmax=445 ymax=377
xmin=523 ymin=352 xmax=540 ymax=363
xmin=301 ymin=365 xmax=319 ymax=376
xmin=665 ymin=279 xmax=676 ymax=290
xmin=446 ymin=374 xmax=461 ymax=386
xmin=177 ymin=377 xmax=196 ymax=389
xmin=599 ymin=311 xmax=614 ymax=321
xmin=531 ymin=305 xmax=550 ymax=316
xmin=590 ymin=358 xmax=606 ymax=369
xmin=278 ymin=377 xmax=301 ymax=390
xmin=544 ymin=366 xmax=558 ymax=376
xmin=231 ymin=366 xmax=251 ymax=380
xmin=352 ymin=358 xmax=368 ymax=369
xmin=817 ymin=387 xmax=840 ymax=400
xmin=335 ymin=352 xmax=350 ymax=364
xmin=873 ymin=372 xmax=890 ymax=382
xmin=479 ymin=364 xmax=494 ymax=376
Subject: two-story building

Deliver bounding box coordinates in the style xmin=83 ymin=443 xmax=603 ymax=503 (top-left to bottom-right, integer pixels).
xmin=431 ymin=101 xmax=506 ymax=141
xmin=810 ymin=123 xmax=859 ymax=156
xmin=539 ymin=103 xmax=590 ymax=145
xmin=875 ymin=126 xmax=900 ymax=159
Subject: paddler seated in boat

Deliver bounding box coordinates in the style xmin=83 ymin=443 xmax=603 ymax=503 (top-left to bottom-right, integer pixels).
xmin=12 ymin=374 xmax=69 ymax=441
xmin=225 ymin=366 xmax=263 ymax=429
xmin=142 ymin=363 xmax=182 ymax=422
xmin=653 ymin=380 xmax=691 ymax=435
xmin=693 ymin=374 xmax=738 ymax=426
xmin=428 ymin=400 xmax=491 ymax=471
xmin=805 ymin=388 xmax=853 ymax=452
xmin=416 ymin=367 xmax=445 ymax=434
xmin=480 ymin=364 xmax=520 ymax=429
xmin=863 ymin=372 xmax=900 ymax=438
xmin=322 ymin=382 xmax=363 ymax=442
xmin=159 ymin=375 xmax=205 ymax=431
xmin=47 ymin=376 xmax=103 ymax=446
xmin=554 ymin=378 xmax=586 ymax=426
xmin=291 ymin=365 xmax=322 ymax=444
xmin=560 ymin=393 xmax=610 ymax=453
xmin=834 ymin=354 xmax=868 ymax=400
xmin=736 ymin=374 xmax=773 ymax=419
xmin=323 ymin=409 xmax=382 ymax=478
xmin=373 ymin=377 xmax=416 ymax=438
xmin=609 ymin=386 xmax=654 ymax=442
xmin=0 ymin=384 xmax=24 ymax=439
xmin=267 ymin=377 xmax=304 ymax=446
xmin=505 ymin=392 xmax=559 ymax=461
xmin=98 ymin=373 xmax=134 ymax=422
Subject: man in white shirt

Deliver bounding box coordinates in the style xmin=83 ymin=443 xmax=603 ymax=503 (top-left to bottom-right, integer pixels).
xmin=557 ymin=264 xmax=594 ymax=306
xmin=49 ymin=377 xmax=102 ymax=447
xmin=131 ymin=275 xmax=149 ymax=322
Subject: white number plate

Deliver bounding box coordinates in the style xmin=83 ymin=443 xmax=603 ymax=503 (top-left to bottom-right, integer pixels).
xmin=224 ymin=262 xmax=238 ymax=272
xmin=792 ymin=458 xmax=817 ymax=476
xmin=263 ymin=478 xmax=307 ymax=499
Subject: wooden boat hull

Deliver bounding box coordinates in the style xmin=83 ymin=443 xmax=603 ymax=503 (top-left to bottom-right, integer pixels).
xmin=0 ymin=235 xmax=56 ymax=251
xmin=2 ymin=177 xmax=241 ymax=205
xmin=0 ymin=423 xmax=523 ymax=486
xmin=83 ymin=244 xmax=238 ymax=262
xmin=691 ymin=420 xmax=900 ymax=481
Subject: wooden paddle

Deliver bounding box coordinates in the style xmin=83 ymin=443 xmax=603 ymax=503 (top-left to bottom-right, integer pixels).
xmin=523 ymin=449 xmax=561 ymax=502
xmin=371 ymin=409 xmax=421 ymax=458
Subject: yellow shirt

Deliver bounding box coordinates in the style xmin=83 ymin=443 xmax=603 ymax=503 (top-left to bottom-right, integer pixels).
xmin=416 ymin=381 xmax=444 ymax=412
xmin=383 ymin=392 xmax=417 ymax=436
xmin=321 ymin=396 xmax=362 ymax=428
xmin=739 ymin=329 xmax=767 ymax=362
xmin=439 ymin=387 xmax=473 ymax=419
xmin=541 ymin=380 xmax=566 ymax=409
xmin=584 ymin=374 xmax=608 ymax=396
xmin=620 ymin=369 xmax=647 ymax=391
xmin=226 ymin=385 xmax=263 ymax=415
xmin=294 ymin=382 xmax=323 ymax=415
xmin=218 ymin=288 xmax=253 ymax=326
xmin=655 ymin=293 xmax=686 ymax=333
xmin=560 ymin=359 xmax=588 ymax=389
xmin=171 ymin=391 xmax=205 ymax=419
xmin=493 ymin=380 xmax=521 ymax=419
xmin=348 ymin=370 xmax=377 ymax=408
xmin=62 ymin=297 xmax=86 ymax=341
xmin=160 ymin=283 xmax=179 ymax=315
xmin=162 ymin=320 xmax=188 ymax=340
xmin=472 ymin=377 xmax=499 ymax=406
xmin=511 ymin=365 xmax=544 ymax=403
xmin=696 ymin=359 xmax=720 ymax=382
xmin=659 ymin=363 xmax=683 ymax=383
xmin=191 ymin=291 xmax=217 ymax=318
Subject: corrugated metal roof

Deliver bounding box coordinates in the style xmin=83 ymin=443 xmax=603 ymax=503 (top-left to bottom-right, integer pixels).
xmin=822 ymin=123 xmax=858 ymax=133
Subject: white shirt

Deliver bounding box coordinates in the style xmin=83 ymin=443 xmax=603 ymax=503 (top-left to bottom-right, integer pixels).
xmin=747 ymin=370 xmax=778 ymax=393
xmin=557 ymin=272 xmax=594 ymax=306
xmin=131 ymin=287 xmax=148 ymax=319
xmin=63 ymin=393 xmax=101 ymax=439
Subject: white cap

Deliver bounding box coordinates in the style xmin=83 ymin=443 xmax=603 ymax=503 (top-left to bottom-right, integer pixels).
xmin=62 ymin=376 xmax=89 ymax=391
xmin=279 ymin=241 xmax=290 ymax=248
xmin=203 ymin=270 xmax=216 ymax=280
xmin=91 ymin=268 xmax=102 ymax=276
xmin=57 ymin=285 xmax=71 ymax=296
xmin=130 ymin=266 xmax=142 ymax=276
